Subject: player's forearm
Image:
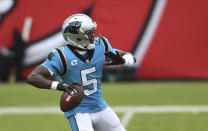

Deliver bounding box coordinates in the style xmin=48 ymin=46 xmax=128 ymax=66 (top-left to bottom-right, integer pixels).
xmin=105 ymin=50 xmax=136 ymax=66
xmin=27 ymin=65 xmax=52 ymax=89
xmin=27 ymin=65 xmax=78 ymax=93
xmin=27 ymin=73 xmax=52 ymax=89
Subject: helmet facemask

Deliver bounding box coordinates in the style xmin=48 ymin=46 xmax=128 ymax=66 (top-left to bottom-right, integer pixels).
xmin=84 ymin=30 xmax=95 ymax=44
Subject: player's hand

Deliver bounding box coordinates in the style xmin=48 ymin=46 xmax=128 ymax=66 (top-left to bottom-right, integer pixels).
xmin=122 ymin=53 xmax=136 ymax=66
xmin=57 ymin=83 xmax=79 ymax=95
xmin=105 ymin=51 xmax=125 ymax=65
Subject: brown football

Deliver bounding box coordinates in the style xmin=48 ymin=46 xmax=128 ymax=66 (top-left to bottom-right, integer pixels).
xmin=60 ymin=85 xmax=84 ymax=112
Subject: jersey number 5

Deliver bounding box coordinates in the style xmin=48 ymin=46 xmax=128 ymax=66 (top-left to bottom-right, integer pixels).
xmin=81 ymin=67 xmax=97 ymax=96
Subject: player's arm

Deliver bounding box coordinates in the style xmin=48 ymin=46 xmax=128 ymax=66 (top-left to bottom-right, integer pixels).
xmin=101 ymin=37 xmax=136 ymax=66
xmin=27 ymin=65 xmax=52 ymax=89
xmin=27 ymin=49 xmax=78 ymax=94
xmin=105 ymin=50 xmax=136 ymax=66
xmin=27 ymin=65 xmax=78 ymax=94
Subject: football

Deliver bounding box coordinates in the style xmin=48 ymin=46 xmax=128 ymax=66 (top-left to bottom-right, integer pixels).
xmin=60 ymin=84 xmax=84 ymax=112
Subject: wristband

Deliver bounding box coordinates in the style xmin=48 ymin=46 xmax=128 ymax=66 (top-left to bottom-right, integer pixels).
xmin=51 ymin=81 xmax=59 ymax=90
xmin=122 ymin=53 xmax=134 ymax=66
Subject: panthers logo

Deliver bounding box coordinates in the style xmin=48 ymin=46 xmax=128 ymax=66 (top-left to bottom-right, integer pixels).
xmin=64 ymin=21 xmax=82 ymax=34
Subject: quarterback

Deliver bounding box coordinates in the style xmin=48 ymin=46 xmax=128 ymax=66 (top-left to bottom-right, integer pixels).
xmin=27 ymin=13 xmax=136 ymax=131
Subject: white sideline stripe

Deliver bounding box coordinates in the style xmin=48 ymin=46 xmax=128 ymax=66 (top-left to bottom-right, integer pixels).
xmin=0 ymin=107 xmax=61 ymax=115
xmin=112 ymin=106 xmax=208 ymax=113
xmin=1 ymin=106 xmax=208 ymax=129
xmin=121 ymin=112 xmax=134 ymax=128
xmin=1 ymin=106 xmax=208 ymax=115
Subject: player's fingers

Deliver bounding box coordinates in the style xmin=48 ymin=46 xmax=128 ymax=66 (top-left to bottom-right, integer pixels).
xmin=64 ymin=87 xmax=72 ymax=95
xmin=67 ymin=85 xmax=78 ymax=93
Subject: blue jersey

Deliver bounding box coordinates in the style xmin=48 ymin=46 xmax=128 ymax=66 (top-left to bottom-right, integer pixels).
xmin=42 ymin=37 xmax=116 ymax=118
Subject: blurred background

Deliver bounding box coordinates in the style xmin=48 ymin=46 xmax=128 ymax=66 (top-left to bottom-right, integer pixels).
xmin=1 ymin=0 xmax=208 ymax=82
xmin=1 ymin=0 xmax=208 ymax=131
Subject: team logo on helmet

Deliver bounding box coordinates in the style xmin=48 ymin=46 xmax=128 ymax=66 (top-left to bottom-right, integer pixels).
xmin=64 ymin=21 xmax=82 ymax=34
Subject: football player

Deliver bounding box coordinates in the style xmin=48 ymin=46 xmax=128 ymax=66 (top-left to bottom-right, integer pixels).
xmin=27 ymin=13 xmax=136 ymax=131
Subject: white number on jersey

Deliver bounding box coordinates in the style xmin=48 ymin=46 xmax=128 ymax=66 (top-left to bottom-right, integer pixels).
xmin=81 ymin=67 xmax=97 ymax=96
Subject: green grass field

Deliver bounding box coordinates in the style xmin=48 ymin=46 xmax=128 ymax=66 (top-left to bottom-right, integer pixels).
xmin=1 ymin=81 xmax=208 ymax=131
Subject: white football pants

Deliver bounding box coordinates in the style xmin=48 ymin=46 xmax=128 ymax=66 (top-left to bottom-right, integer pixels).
xmin=67 ymin=107 xmax=126 ymax=131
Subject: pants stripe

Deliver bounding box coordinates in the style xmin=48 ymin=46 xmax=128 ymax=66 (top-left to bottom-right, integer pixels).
xmin=68 ymin=115 xmax=79 ymax=131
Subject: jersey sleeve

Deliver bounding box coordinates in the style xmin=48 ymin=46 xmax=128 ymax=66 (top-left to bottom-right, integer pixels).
xmin=41 ymin=49 xmax=63 ymax=76
xmin=101 ymin=37 xmax=118 ymax=62
xmin=102 ymin=37 xmax=117 ymax=53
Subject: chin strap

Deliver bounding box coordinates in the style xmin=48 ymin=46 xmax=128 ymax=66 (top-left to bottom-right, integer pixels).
xmin=86 ymin=31 xmax=102 ymax=50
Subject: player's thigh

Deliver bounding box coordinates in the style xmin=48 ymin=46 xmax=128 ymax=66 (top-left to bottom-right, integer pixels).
xmin=93 ymin=107 xmax=126 ymax=131
xmin=68 ymin=113 xmax=94 ymax=131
